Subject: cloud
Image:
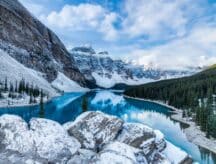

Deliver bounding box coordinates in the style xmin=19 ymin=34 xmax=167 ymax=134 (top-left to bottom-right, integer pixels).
xmin=121 ymin=0 xmax=204 ymax=40
xmin=44 ymin=3 xmax=118 ymax=41
xmin=126 ymin=23 xmax=216 ymax=70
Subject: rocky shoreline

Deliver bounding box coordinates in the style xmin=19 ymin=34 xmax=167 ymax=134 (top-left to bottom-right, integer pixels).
xmin=124 ymin=95 xmax=216 ymax=155
xmin=0 ymin=111 xmax=190 ymax=164
xmin=171 ymin=110 xmax=216 ymax=154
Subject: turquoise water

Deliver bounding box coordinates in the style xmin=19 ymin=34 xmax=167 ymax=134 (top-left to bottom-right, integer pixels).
xmin=0 ymin=90 xmax=215 ymax=163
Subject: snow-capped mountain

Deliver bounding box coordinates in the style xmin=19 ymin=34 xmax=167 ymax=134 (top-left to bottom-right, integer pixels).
xmin=0 ymin=0 xmax=88 ymax=94
xmin=70 ymin=46 xmax=200 ymax=88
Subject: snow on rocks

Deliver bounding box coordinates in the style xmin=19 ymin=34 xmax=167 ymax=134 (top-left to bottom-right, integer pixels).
xmin=91 ymin=141 xmax=148 ymax=164
xmin=0 ymin=115 xmax=34 ymax=154
xmin=162 ymin=141 xmax=189 ymax=164
xmin=0 ymin=112 xmax=190 ymax=164
xmin=117 ymin=123 xmax=166 ymax=159
xmin=66 ymin=111 xmax=124 ymax=150
xmin=67 ymin=149 xmax=96 ymax=164
xmin=29 ymin=118 xmax=81 ymax=163
xmin=117 ymin=123 xmax=155 ymax=148
xmin=0 ymin=115 xmax=81 ymax=163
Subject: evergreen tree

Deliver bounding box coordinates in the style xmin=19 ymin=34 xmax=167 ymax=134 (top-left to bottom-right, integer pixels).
xmin=15 ymin=80 xmax=18 ymax=92
xmin=29 ymin=92 xmax=33 ymax=104
xmin=39 ymin=90 xmax=45 ymax=118
xmin=9 ymin=82 xmax=14 ymax=92
xmin=4 ymin=77 xmax=8 ymax=92
xmin=82 ymin=96 xmax=88 ymax=112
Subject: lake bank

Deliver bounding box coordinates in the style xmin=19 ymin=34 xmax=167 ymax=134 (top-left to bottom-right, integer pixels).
xmin=123 ymin=95 xmax=216 ymax=155
xmin=171 ymin=110 xmax=216 ymax=154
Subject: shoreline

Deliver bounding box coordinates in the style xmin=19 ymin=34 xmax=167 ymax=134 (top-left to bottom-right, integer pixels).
xmin=0 ymin=91 xmax=89 ymax=108
xmin=123 ymin=95 xmax=216 ymax=155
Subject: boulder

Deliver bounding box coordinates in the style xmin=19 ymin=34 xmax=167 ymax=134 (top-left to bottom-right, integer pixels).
xmin=0 ymin=150 xmax=47 ymax=164
xmin=117 ymin=123 xmax=156 ymax=156
xmin=29 ymin=118 xmax=81 ymax=163
xmin=67 ymin=149 xmax=96 ymax=164
xmin=0 ymin=115 xmax=81 ymax=163
xmin=0 ymin=115 xmax=34 ymax=154
xmin=116 ymin=123 xmax=167 ymax=162
xmin=66 ymin=111 xmax=123 ymax=150
xmin=154 ymin=130 xmax=166 ymax=152
xmin=91 ymin=141 xmax=148 ymax=164
xmin=117 ymin=123 xmax=155 ymax=146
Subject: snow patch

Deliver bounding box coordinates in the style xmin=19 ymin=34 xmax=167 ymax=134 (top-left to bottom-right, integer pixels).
xmin=162 ymin=141 xmax=188 ymax=163
xmin=0 ymin=49 xmax=57 ymax=97
xmin=51 ymin=72 xmax=89 ymax=92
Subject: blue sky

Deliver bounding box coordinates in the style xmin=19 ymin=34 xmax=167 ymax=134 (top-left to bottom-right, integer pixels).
xmin=20 ymin=0 xmax=216 ymax=70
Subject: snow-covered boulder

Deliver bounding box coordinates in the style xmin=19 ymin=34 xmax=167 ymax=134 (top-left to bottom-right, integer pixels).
xmin=116 ymin=123 xmax=167 ymax=162
xmin=66 ymin=111 xmax=124 ymax=150
xmin=162 ymin=141 xmax=190 ymax=164
xmin=67 ymin=149 xmax=96 ymax=164
xmin=0 ymin=150 xmax=47 ymax=164
xmin=154 ymin=130 xmax=166 ymax=152
xmin=0 ymin=115 xmax=34 ymax=154
xmin=91 ymin=141 xmax=148 ymax=164
xmin=117 ymin=123 xmax=155 ymax=147
xmin=0 ymin=112 xmax=190 ymax=164
xmin=117 ymin=123 xmax=156 ymax=155
xmin=0 ymin=115 xmax=81 ymax=163
xmin=29 ymin=118 xmax=81 ymax=163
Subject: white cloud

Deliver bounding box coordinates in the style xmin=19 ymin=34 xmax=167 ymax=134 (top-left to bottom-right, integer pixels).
xmin=47 ymin=4 xmax=104 ymax=29
xmin=98 ymin=12 xmax=118 ymax=41
xmin=126 ymin=24 xmax=216 ymax=70
xmin=44 ymin=3 xmax=118 ymax=41
xmin=121 ymin=0 xmax=203 ymax=40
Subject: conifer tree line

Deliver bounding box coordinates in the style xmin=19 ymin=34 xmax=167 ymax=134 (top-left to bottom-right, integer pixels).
xmin=0 ymin=77 xmax=45 ymax=104
xmin=124 ymin=67 xmax=216 ymax=138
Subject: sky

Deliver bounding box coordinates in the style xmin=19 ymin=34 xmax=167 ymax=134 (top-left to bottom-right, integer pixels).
xmin=19 ymin=0 xmax=216 ymax=70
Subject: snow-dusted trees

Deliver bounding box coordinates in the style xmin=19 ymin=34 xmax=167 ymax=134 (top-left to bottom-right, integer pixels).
xmin=0 ymin=78 xmax=44 ymax=105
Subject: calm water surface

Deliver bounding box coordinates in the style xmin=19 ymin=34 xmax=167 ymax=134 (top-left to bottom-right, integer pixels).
xmin=0 ymin=90 xmax=215 ymax=164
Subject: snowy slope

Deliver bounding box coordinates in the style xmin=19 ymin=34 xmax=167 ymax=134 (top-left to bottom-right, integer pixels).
xmin=0 ymin=50 xmax=89 ymax=97
xmin=52 ymin=72 xmax=89 ymax=92
xmin=0 ymin=49 xmax=57 ymax=97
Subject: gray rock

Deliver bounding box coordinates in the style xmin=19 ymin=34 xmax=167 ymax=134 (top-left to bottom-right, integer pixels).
xmin=0 ymin=112 xmax=189 ymax=164
xmin=0 ymin=114 xmax=81 ymax=163
xmin=91 ymin=141 xmax=148 ymax=164
xmin=67 ymin=149 xmax=96 ymax=164
xmin=0 ymin=150 xmax=48 ymax=164
xmin=117 ymin=123 xmax=167 ymax=162
xmin=117 ymin=123 xmax=155 ymax=147
xmin=29 ymin=118 xmax=81 ymax=163
xmin=67 ymin=111 xmax=124 ymax=150
xmin=0 ymin=115 xmax=35 ymax=155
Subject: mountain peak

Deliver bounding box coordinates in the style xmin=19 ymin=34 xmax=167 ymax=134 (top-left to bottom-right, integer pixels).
xmin=71 ymin=46 xmax=96 ymax=55
xmin=98 ymin=51 xmax=109 ymax=56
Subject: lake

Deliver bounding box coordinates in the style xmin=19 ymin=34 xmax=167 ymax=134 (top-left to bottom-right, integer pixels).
xmin=0 ymin=90 xmax=215 ymax=163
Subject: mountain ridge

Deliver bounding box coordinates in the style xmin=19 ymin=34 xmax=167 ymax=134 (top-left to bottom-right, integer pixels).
xmin=0 ymin=0 xmax=86 ymax=86
xmin=70 ymin=46 xmax=200 ymax=88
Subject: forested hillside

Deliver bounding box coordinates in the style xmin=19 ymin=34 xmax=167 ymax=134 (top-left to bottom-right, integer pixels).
xmin=124 ymin=66 xmax=216 ymax=138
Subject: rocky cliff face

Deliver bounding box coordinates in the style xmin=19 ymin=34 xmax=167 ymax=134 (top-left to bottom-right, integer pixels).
xmin=70 ymin=46 xmax=199 ymax=88
xmin=0 ymin=0 xmax=86 ymax=85
xmin=0 ymin=111 xmax=191 ymax=163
